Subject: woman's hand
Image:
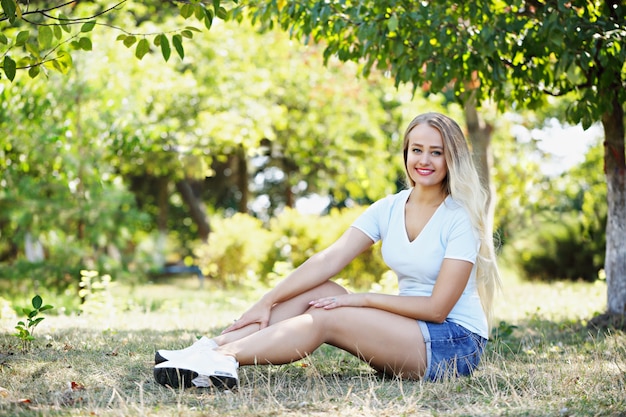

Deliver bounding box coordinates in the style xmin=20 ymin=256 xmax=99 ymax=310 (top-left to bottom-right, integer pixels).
xmin=309 ymin=293 xmax=366 ymax=310
xmin=221 ymin=298 xmax=273 ymax=334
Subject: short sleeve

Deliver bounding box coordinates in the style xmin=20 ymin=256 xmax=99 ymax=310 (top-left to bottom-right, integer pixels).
xmin=350 ymin=196 xmax=391 ymax=243
xmin=443 ymin=210 xmax=479 ymax=264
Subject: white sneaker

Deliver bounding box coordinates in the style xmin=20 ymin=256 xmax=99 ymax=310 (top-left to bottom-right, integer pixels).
xmin=154 ymin=336 xmax=218 ymax=365
xmin=154 ymin=349 xmax=239 ymax=389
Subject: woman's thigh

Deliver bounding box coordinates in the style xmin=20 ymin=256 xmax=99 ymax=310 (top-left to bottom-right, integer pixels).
xmin=313 ymin=307 xmax=427 ymax=379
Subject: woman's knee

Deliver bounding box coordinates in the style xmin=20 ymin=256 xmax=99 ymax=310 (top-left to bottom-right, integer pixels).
xmin=315 ymin=281 xmax=349 ymax=298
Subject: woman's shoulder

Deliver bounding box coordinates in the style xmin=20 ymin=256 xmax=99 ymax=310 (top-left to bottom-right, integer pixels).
xmin=370 ymin=189 xmax=411 ymax=210
xmin=440 ymin=196 xmax=473 ymax=223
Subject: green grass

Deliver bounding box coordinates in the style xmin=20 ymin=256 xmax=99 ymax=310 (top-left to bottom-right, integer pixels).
xmin=0 ymin=274 xmax=624 ymax=417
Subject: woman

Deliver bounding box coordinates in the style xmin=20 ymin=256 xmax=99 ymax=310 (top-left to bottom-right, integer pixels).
xmin=154 ymin=112 xmax=501 ymax=389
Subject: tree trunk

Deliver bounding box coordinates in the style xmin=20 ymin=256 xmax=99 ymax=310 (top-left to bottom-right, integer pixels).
xmin=464 ymin=98 xmax=495 ymax=237
xmin=602 ymin=95 xmax=626 ymax=316
xmin=157 ymin=177 xmax=169 ymax=232
xmin=237 ymin=144 xmax=249 ymax=213
xmin=176 ymin=179 xmax=211 ymax=243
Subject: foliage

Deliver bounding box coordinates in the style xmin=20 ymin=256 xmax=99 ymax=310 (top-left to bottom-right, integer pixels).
xmin=2 ymin=1 xmax=623 ymax=303
xmin=500 ymin=140 xmax=607 ymax=282
xmin=193 ymin=207 xmax=388 ymax=289
xmin=0 ymin=0 xmax=236 ymax=81
xmin=491 ymin=117 xmax=548 ymax=245
xmin=268 ymin=207 xmax=388 ymax=289
xmin=194 ymin=213 xmax=274 ymax=287
xmin=247 ymin=1 xmax=625 ymax=126
xmin=188 ymin=20 xmax=407 ymax=216
xmin=0 ymin=47 xmax=153 ymax=294
xmin=13 ymin=294 xmax=53 ymax=351
xmin=1 ymin=11 xmax=415 ymax=295
xmin=505 ymin=212 xmax=605 ymax=282
xmin=78 ymin=269 xmax=117 ymax=317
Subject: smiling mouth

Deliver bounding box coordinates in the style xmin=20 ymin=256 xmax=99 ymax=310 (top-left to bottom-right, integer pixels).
xmin=416 ymin=168 xmax=433 ymax=175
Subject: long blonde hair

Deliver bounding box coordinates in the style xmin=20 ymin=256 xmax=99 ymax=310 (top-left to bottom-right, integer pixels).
xmin=402 ymin=112 xmax=501 ymax=325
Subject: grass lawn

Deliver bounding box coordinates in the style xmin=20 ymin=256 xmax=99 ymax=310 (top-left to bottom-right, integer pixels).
xmin=0 ymin=273 xmax=624 ymax=417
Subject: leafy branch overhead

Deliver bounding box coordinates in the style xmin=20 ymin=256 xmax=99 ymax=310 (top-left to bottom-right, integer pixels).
xmin=0 ymin=0 xmax=237 ymax=80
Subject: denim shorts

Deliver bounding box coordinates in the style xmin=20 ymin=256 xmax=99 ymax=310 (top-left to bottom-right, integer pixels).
xmin=418 ymin=320 xmax=487 ymax=381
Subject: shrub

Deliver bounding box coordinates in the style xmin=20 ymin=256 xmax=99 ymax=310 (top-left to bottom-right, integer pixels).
xmin=195 ymin=207 xmax=389 ymax=290
xmin=504 ymin=211 xmax=605 ymax=282
xmin=267 ymin=207 xmax=388 ymax=289
xmin=194 ymin=213 xmax=274 ymax=287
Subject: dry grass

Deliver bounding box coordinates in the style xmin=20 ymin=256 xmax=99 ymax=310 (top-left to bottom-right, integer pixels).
xmin=0 ymin=274 xmax=624 ymax=417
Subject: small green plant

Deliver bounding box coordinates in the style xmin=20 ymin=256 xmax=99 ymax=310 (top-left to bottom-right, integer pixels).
xmin=14 ymin=295 xmax=54 ymax=351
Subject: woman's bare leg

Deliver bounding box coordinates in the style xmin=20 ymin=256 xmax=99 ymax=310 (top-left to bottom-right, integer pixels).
xmin=212 ymin=281 xmax=348 ymax=346
xmin=216 ymin=306 xmax=428 ymax=378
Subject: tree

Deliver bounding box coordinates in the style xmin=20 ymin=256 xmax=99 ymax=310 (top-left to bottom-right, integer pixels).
xmin=244 ymin=0 xmax=626 ymax=318
xmin=0 ymin=1 xmax=230 ymax=81
xmin=1 ymin=5 xmax=411 ymax=283
xmin=3 ymin=1 xmax=624 ymax=317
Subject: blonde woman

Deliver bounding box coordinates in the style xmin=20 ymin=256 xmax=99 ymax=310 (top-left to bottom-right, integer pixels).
xmin=154 ymin=112 xmax=501 ymax=388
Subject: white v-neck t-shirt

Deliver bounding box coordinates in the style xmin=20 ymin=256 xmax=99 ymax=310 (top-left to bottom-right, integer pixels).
xmin=351 ymin=189 xmax=488 ymax=338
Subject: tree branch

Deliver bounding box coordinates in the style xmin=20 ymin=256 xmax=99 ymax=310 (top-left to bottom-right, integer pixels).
xmin=1 ymin=0 xmax=127 ymax=23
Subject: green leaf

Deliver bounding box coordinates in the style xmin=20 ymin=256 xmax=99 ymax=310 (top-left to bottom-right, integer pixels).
xmin=53 ymin=24 xmax=62 ymax=40
xmin=216 ymin=6 xmax=228 ymax=20
xmin=387 ymin=15 xmax=399 ymax=32
xmin=3 ymin=55 xmax=16 ymax=81
xmin=38 ymin=25 xmax=53 ymax=49
xmin=203 ymin=9 xmax=214 ymax=30
xmin=25 ymin=41 xmax=40 ymax=57
xmin=180 ymin=3 xmax=194 ymax=19
xmin=15 ymin=30 xmax=29 ymax=46
xmin=40 ymin=305 xmax=53 ymax=312
xmin=28 ymin=65 xmax=40 ymax=78
xmin=32 ymin=295 xmax=42 ymax=309
xmin=194 ymin=4 xmax=205 ymax=20
xmin=182 ymin=30 xmax=193 ymax=39
xmin=123 ymin=35 xmax=137 ymax=48
xmin=172 ymin=34 xmax=184 ymax=60
xmin=1 ymin=0 xmax=17 ymax=24
xmin=78 ymin=37 xmax=92 ymax=51
xmin=0 ymin=33 xmax=8 ymax=45
xmin=59 ymin=13 xmax=71 ymax=32
xmin=31 ymin=317 xmax=45 ymax=326
xmin=46 ymin=51 xmax=72 ymax=74
xmin=81 ymin=21 xmax=96 ymax=32
xmin=160 ymin=35 xmax=171 ymax=61
xmin=135 ymin=38 xmax=150 ymax=59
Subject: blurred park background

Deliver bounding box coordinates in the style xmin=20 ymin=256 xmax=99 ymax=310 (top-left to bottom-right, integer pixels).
xmin=0 ymin=1 xmax=622 ymax=320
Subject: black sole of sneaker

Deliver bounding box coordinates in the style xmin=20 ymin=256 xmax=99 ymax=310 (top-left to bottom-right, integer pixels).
xmin=154 ymin=366 xmax=239 ymax=390
xmin=154 ymin=365 xmax=197 ymax=389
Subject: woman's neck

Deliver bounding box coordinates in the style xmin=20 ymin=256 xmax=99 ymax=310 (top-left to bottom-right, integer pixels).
xmin=408 ymin=186 xmax=447 ymax=206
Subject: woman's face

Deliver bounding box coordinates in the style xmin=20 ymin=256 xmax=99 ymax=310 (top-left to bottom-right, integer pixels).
xmin=405 ymin=123 xmax=448 ymax=189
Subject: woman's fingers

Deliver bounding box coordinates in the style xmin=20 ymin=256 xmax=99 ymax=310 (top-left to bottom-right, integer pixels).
xmin=309 ymin=296 xmax=339 ymax=309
